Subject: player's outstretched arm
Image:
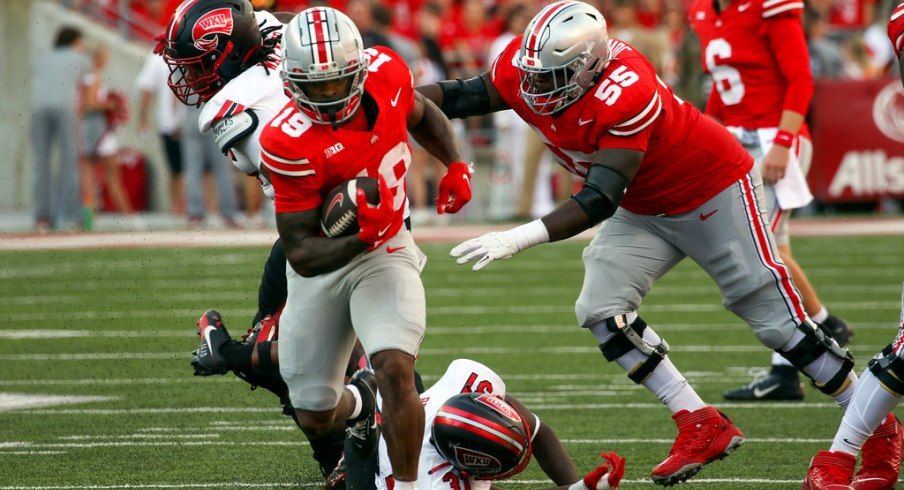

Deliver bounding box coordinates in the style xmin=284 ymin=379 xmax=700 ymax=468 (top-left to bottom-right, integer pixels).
xmin=451 ymin=150 xmax=641 ymax=271
xmin=416 ymin=72 xmax=509 ymax=119
xmin=276 ymin=208 xmax=370 ymax=278
xmin=504 ymin=396 xmax=578 ymax=486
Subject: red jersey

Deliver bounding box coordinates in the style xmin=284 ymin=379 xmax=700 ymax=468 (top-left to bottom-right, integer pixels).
xmin=490 ymin=37 xmax=752 ymax=216
xmin=889 ymin=2 xmax=904 ymax=58
xmin=690 ymin=0 xmax=813 ymax=129
xmin=260 ymin=46 xmax=415 ymax=230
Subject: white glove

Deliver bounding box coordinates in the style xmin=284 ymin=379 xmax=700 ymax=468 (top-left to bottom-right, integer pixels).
xmin=450 ymin=231 xmax=520 ymax=271
xmin=450 ymin=220 xmax=550 ymax=272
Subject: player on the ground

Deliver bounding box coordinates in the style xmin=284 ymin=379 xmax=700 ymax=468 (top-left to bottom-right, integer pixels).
xmin=690 ymin=0 xmax=854 ymax=403
xmin=257 ymin=7 xmax=470 ymax=490
xmin=417 ymin=1 xmax=887 ymax=485
xmin=339 ymin=358 xmax=625 ymax=490
xmin=801 ymin=7 xmax=904 ymax=490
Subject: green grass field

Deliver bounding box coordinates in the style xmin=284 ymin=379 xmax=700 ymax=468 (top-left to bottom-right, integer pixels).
xmin=1 ymin=235 xmax=902 ymax=489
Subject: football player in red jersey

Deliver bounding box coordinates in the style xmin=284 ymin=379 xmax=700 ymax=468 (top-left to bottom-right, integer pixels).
xmin=418 ymin=1 xmax=865 ymax=485
xmin=690 ymin=0 xmax=855 ymax=403
xmin=257 ymin=7 xmax=470 ymax=490
xmin=802 ymin=6 xmax=904 ymax=490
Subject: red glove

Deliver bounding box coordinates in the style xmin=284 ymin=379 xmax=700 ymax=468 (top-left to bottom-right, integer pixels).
xmin=357 ymin=176 xmax=402 ymax=250
xmin=435 ymin=162 xmax=472 ymax=214
xmin=582 ymin=451 xmax=625 ymax=490
xmin=153 ymin=33 xmax=166 ymax=56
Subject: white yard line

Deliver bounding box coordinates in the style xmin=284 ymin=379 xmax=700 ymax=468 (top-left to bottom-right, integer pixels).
xmin=1 ymin=217 xmax=901 ymax=251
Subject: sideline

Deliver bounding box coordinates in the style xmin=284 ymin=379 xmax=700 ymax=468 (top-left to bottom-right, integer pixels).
xmin=1 ymin=217 xmax=902 ymax=251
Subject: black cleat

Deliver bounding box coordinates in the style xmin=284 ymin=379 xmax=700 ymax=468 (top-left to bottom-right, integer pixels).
xmin=723 ymin=366 xmax=805 ymax=401
xmin=346 ymin=368 xmax=379 ymax=459
xmin=191 ymin=309 xmax=233 ymax=376
xmin=818 ymin=315 xmax=853 ymax=348
xmin=324 ymin=456 xmax=346 ymax=490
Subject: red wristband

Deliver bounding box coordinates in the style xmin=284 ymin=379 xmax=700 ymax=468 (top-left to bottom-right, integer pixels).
xmin=773 ymin=130 xmax=795 ymax=148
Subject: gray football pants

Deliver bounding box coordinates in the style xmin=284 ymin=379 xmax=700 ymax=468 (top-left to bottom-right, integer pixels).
xmin=181 ymin=107 xmax=238 ymax=220
xmin=31 ymin=107 xmax=81 ymax=228
xmin=576 ymin=170 xmax=808 ymax=350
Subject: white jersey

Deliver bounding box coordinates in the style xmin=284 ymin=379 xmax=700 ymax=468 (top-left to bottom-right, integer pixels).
xmin=375 ymin=359 xmax=506 ymax=490
xmin=198 ymin=10 xmax=288 ymax=177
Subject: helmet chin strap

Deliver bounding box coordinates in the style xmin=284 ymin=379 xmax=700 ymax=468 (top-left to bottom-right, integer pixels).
xmin=326 ymin=106 xmax=339 ymax=131
xmin=321 ymin=98 xmax=344 ymax=131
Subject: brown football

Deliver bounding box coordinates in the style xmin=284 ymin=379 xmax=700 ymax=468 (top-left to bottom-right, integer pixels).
xmin=320 ymin=177 xmax=380 ymax=237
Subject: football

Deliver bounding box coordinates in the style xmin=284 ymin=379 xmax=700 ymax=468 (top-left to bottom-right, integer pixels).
xmin=320 ymin=177 xmax=380 ymax=237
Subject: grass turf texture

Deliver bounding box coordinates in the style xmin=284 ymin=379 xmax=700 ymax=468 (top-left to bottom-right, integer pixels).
xmin=1 ymin=236 xmax=902 ymax=489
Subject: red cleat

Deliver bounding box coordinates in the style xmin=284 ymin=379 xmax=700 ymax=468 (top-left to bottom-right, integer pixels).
xmin=853 ymin=414 xmax=904 ymax=490
xmin=650 ymin=406 xmax=745 ymax=486
xmin=802 ymin=450 xmax=855 ymax=490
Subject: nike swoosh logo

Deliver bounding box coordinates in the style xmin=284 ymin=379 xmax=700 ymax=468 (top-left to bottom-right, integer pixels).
xmin=463 ymin=174 xmax=470 ymax=184
xmin=738 ymin=2 xmax=752 ymax=11
xmin=326 ymin=193 xmax=344 ymax=216
xmin=377 ymin=224 xmax=392 ymax=237
xmin=700 ymin=209 xmax=718 ymax=220
xmin=391 ymin=88 xmax=401 ymax=107
xmin=578 ymin=118 xmax=592 ymax=126
xmin=387 ymin=246 xmax=406 ymax=253
xmin=753 ymin=383 xmax=780 ymax=398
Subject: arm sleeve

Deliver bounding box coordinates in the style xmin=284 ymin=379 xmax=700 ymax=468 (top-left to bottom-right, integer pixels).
xmin=766 ymin=17 xmax=814 ymax=118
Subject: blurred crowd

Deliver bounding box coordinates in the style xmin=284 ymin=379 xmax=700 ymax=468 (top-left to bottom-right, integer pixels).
xmin=45 ymin=0 xmax=902 ymax=231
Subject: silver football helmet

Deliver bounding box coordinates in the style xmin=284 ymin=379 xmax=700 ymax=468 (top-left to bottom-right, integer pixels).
xmin=518 ymin=1 xmax=610 ymax=115
xmin=280 ymin=7 xmax=369 ymax=129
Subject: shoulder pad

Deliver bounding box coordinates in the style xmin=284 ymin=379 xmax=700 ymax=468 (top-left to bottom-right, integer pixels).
xmin=212 ymin=111 xmax=259 ymax=154
xmin=761 ymin=0 xmax=803 ymax=19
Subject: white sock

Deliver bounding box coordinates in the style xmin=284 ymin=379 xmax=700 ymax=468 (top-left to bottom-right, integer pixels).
xmin=781 ymin=328 xmax=859 ymax=409
xmin=772 ymin=351 xmax=793 ymax=367
xmin=614 ymin=328 xmax=706 ymax=414
xmin=393 ymin=480 xmax=416 ymax=490
xmin=811 ymin=306 xmax=829 ymax=324
xmin=831 ymin=369 xmax=903 ymax=455
xmin=347 ymin=385 xmax=363 ymax=420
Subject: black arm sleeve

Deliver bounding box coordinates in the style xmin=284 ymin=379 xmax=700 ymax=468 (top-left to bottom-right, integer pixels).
xmin=437 ymin=76 xmax=492 ymax=119
xmin=254 ymin=238 xmax=288 ymax=327
xmin=571 ymin=165 xmax=629 ymax=225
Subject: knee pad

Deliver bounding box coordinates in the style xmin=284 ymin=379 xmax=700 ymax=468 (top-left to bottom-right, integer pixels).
xmin=868 ymin=344 xmax=904 ymax=396
xmin=598 ymin=315 xmax=669 ymax=384
xmin=779 ymin=319 xmax=854 ymax=396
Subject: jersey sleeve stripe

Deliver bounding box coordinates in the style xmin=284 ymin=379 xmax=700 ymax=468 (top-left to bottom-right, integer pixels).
xmin=763 ymin=1 xmax=804 ymax=18
xmin=261 ymin=148 xmax=315 ymax=177
xmin=893 ymin=3 xmax=904 ymax=21
xmin=609 ymin=92 xmax=661 ymax=136
xmin=261 ymin=147 xmax=310 ymax=165
xmin=262 ymin=162 xmax=315 ymax=177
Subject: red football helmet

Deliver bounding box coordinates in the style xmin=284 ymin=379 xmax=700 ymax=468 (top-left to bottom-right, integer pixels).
xmin=431 ymin=393 xmax=532 ymax=480
xmin=162 ymin=0 xmax=262 ymax=106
